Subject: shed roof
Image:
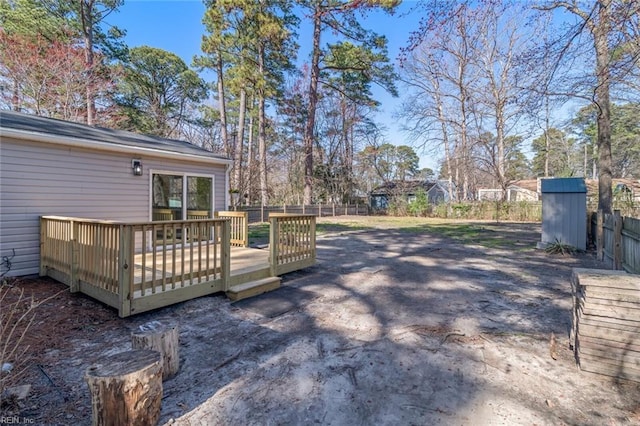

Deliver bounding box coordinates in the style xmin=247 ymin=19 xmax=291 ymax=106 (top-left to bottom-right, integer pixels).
xmin=0 ymin=110 xmax=231 ymax=165
xmin=540 ymin=178 xmax=587 ymax=193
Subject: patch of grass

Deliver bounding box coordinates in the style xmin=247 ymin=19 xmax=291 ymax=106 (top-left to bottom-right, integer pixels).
xmin=316 ymin=222 xmax=371 ymax=234
xmin=251 ymin=216 xmax=534 ymax=251
xmin=248 ymin=223 xmax=270 ymax=245
xmin=544 ymin=239 xmax=578 ymax=255
xmin=248 ymin=221 xmax=371 ymax=245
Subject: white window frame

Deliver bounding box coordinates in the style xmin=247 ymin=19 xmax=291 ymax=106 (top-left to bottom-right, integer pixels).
xmin=149 ymin=170 xmax=215 ymax=220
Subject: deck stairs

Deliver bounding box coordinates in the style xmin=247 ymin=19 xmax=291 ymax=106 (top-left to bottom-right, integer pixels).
xmin=227 ymin=263 xmax=281 ymax=301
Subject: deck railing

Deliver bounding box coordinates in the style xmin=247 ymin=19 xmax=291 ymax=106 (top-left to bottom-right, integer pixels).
xmin=269 ymin=213 xmax=316 ymax=276
xmin=41 ymin=213 xmax=316 ymax=317
xmin=40 ymin=216 xmax=231 ymax=317
xmin=216 ymin=211 xmax=249 ymax=247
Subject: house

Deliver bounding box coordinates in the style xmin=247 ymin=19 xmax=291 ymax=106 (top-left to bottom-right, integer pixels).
xmin=585 ymin=178 xmax=640 ymax=205
xmin=370 ymin=180 xmax=451 ymax=210
xmin=478 ymin=179 xmax=540 ymax=201
xmin=0 ymin=111 xmax=232 ymax=277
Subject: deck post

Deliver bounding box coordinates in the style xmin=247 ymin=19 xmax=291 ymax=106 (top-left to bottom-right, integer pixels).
xmin=222 ymin=220 xmax=231 ymax=291
xmin=118 ymin=225 xmax=132 ymax=317
xmin=269 ymin=216 xmax=279 ymax=277
xmin=242 ymin=212 xmax=249 ymax=247
xmin=39 ymin=217 xmax=47 ymax=277
xmin=70 ymin=220 xmax=80 ymax=293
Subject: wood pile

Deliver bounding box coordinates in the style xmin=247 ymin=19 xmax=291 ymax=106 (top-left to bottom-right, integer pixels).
xmin=571 ymin=268 xmax=640 ymax=382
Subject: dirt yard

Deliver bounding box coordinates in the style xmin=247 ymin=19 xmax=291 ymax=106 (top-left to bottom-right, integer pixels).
xmin=2 ymin=217 xmax=640 ymax=425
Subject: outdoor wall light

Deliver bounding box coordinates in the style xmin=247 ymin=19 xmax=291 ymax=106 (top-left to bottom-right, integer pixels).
xmin=132 ymin=159 xmax=143 ymax=176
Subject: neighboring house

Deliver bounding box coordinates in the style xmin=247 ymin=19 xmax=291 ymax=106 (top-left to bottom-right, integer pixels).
xmin=507 ymin=180 xmax=540 ymax=201
xmin=585 ymin=178 xmax=640 ymax=204
xmin=370 ymin=180 xmax=450 ymax=210
xmin=478 ymin=179 xmax=540 ymax=201
xmin=0 ymin=111 xmax=232 ymax=277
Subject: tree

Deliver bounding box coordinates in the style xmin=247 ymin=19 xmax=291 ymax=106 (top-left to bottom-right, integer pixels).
xmin=572 ymin=103 xmax=640 ymax=179
xmin=357 ymin=143 xmax=419 ymax=183
xmin=116 ymin=46 xmax=207 ymax=138
xmin=536 ymin=0 xmax=640 ymax=213
xmin=0 ymin=0 xmax=125 ymax=125
xmin=531 ymin=128 xmax=580 ymax=177
xmin=200 ymin=0 xmax=297 ymax=205
xmin=300 ymin=0 xmax=398 ymax=204
xmin=400 ymin=1 xmax=537 ymax=200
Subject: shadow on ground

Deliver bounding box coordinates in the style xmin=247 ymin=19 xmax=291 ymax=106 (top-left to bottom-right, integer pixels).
xmin=9 ymin=221 xmax=640 ymax=425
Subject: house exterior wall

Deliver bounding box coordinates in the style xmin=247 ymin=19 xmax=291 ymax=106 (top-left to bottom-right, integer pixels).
xmin=541 ymin=192 xmax=587 ymax=250
xmin=0 ymin=136 xmax=227 ymax=277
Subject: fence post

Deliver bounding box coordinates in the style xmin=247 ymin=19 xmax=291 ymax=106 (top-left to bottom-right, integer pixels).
xmin=613 ymin=209 xmax=623 ymax=270
xmin=596 ymin=210 xmax=604 ymax=261
xmin=118 ymin=225 xmax=132 ymax=318
xmin=333 ymin=203 xmax=336 ymax=216
xmin=318 ymin=204 xmax=322 ymax=217
xmin=261 ymin=205 xmax=265 ymax=223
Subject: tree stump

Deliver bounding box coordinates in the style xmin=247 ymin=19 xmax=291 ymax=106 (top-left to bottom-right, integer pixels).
xmin=131 ymin=321 xmax=179 ymax=380
xmin=85 ymin=349 xmax=162 ymax=426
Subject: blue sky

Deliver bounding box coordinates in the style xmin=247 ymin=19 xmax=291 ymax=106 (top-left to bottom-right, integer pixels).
xmin=108 ymin=1 xmax=431 ymax=168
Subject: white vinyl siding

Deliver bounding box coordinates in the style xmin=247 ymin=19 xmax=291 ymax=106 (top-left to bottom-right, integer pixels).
xmin=0 ymin=136 xmax=227 ymax=277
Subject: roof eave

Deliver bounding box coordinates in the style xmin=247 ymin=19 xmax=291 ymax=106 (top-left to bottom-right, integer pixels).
xmin=2 ymin=127 xmax=233 ymax=166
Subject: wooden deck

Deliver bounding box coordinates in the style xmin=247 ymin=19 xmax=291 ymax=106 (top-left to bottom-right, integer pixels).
xmin=40 ymin=214 xmax=315 ymax=317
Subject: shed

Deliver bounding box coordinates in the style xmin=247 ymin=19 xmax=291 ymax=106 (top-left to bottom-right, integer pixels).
xmin=539 ymin=178 xmax=587 ymax=250
xmin=0 ymin=111 xmax=232 ymax=277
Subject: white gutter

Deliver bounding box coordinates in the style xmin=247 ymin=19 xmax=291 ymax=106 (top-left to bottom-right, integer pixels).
xmin=2 ymin=127 xmax=233 ymax=166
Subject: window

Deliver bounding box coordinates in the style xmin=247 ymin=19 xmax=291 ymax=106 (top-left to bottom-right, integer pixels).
xmin=152 ymin=173 xmax=213 ymax=221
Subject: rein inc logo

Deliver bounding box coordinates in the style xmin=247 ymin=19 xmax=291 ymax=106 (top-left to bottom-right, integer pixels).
xmin=0 ymin=418 xmax=35 ymax=424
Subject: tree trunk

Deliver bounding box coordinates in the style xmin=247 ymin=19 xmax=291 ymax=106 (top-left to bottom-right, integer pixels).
xmin=217 ymin=54 xmax=229 ymax=156
xmin=85 ymin=350 xmax=162 ymax=426
xmin=594 ymin=0 xmax=613 ymax=214
xmin=247 ymin=112 xmax=255 ymax=205
xmin=234 ymin=88 xmax=247 ymax=193
xmin=80 ymin=0 xmax=96 ymax=126
xmin=131 ymin=321 xmax=179 ymax=381
xmin=303 ymin=7 xmax=322 ymax=205
xmin=258 ymin=42 xmax=268 ymax=206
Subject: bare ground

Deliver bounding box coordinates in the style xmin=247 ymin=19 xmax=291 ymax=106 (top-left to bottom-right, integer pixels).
xmin=2 ymin=217 xmax=640 ymax=425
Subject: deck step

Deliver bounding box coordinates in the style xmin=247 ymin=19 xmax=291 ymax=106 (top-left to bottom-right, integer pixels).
xmin=227 ymin=276 xmax=281 ymax=302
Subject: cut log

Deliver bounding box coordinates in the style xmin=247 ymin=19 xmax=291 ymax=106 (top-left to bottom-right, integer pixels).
xmin=85 ymin=349 xmax=162 ymax=426
xmin=131 ymin=321 xmax=179 ymax=380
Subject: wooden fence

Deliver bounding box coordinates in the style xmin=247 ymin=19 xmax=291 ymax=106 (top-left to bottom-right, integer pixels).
xmin=234 ymin=203 xmax=368 ymax=224
xmin=590 ymin=210 xmax=640 ymax=274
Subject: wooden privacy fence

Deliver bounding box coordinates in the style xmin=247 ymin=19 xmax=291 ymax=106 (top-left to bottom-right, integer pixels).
xmin=590 ymin=210 xmax=640 ymax=274
xmin=269 ymin=214 xmax=316 ymax=276
xmin=41 ymin=216 xmax=231 ymax=317
xmin=235 ymin=203 xmax=368 ymax=224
